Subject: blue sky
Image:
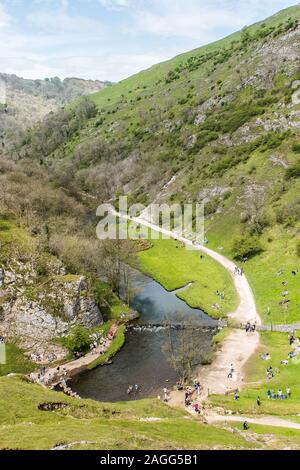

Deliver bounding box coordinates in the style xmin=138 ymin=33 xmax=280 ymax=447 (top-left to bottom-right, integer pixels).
xmin=0 ymin=0 xmax=297 ymax=81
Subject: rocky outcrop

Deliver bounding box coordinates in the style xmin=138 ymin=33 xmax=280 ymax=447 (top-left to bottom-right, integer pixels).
xmin=0 ymin=260 xmax=103 ymax=363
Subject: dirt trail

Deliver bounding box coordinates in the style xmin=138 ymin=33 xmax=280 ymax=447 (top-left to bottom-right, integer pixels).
xmin=206 ymin=412 xmax=300 ymax=430
xmin=30 ymin=325 xmax=118 ymax=387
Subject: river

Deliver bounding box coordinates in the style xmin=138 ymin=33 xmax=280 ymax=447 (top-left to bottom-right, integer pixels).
xmin=71 ymin=270 xmax=217 ymax=402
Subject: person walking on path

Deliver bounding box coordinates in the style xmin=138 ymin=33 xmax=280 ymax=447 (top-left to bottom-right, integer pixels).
xmin=257 ymin=396 xmax=261 ymax=406
xmin=243 ymin=421 xmax=249 ymax=430
xmin=228 ymin=364 xmax=234 ymax=379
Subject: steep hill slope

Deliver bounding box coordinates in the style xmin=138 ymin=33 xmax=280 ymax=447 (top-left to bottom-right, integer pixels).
xmin=0 ymin=375 xmax=293 ymax=450
xmin=8 ymin=4 xmax=300 ymax=327
xmin=2 ymin=5 xmax=300 ymax=452
xmin=0 ymin=74 xmax=110 ymax=148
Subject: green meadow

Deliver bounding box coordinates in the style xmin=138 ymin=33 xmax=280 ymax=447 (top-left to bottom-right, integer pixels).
xmin=138 ymin=238 xmax=238 ymax=318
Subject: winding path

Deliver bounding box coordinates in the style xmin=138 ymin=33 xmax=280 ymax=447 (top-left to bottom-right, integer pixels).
xmin=30 ymin=325 xmax=118 ymax=388
xmin=113 ymin=209 xmax=261 ymax=400
xmin=206 ymin=412 xmax=300 ymax=430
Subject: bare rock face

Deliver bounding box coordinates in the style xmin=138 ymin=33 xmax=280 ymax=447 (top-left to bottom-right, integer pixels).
xmin=0 ymin=260 xmax=103 ymax=362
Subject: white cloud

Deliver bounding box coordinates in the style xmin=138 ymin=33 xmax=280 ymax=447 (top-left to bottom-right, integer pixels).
xmin=0 ymin=0 xmax=296 ymax=82
xmin=134 ymin=0 xmax=295 ymax=39
xmin=99 ymin=0 xmax=132 ymax=10
xmin=1 ymin=52 xmax=169 ymax=81
xmin=26 ymin=10 xmax=106 ymax=34
xmin=0 ymin=4 xmax=12 ymax=29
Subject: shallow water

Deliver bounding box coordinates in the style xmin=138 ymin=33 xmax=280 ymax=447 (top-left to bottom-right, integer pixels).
xmin=71 ymin=271 xmax=217 ymax=402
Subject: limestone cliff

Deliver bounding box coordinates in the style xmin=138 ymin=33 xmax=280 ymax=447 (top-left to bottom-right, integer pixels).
xmin=0 ymin=257 xmax=103 ymax=363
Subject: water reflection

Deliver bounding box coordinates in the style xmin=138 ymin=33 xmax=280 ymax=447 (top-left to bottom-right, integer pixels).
xmin=72 ymin=271 xmax=216 ymax=402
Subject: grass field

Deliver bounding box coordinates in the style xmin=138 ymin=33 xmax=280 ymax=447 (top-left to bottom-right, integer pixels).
xmin=138 ymin=238 xmax=238 ymax=318
xmin=0 ymin=375 xmax=258 ymax=450
xmin=210 ymin=331 xmax=300 ymax=416
xmin=0 ymin=344 xmax=35 ymax=377
xmin=207 ymin=216 xmax=300 ymax=324
xmin=228 ymin=422 xmax=300 ymax=449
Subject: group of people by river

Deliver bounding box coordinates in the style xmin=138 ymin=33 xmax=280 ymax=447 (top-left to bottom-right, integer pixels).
xmin=127 ymin=384 xmax=141 ymax=395
xmin=30 ymin=365 xmax=68 ymax=387
xmin=159 ymin=379 xmax=204 ymax=415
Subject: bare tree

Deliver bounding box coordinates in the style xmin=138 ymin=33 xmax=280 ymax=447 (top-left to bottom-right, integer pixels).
xmin=161 ymin=313 xmax=212 ymax=383
xmin=99 ymin=239 xmax=138 ymax=301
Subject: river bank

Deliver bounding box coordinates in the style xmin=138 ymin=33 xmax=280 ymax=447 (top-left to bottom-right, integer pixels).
xmin=29 ymin=323 xmax=126 ymax=389
xmin=30 ymin=208 xmax=259 ymax=403
xmin=71 ymin=270 xmax=217 ymax=402
xmin=113 ymin=210 xmax=261 ymax=408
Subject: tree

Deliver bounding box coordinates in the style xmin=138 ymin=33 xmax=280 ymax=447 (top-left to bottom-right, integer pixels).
xmin=232 ymin=233 xmax=262 ymax=260
xmin=61 ymin=326 xmax=90 ymax=354
xmin=100 ymin=239 xmax=138 ymax=300
xmin=161 ymin=314 xmax=212 ymax=382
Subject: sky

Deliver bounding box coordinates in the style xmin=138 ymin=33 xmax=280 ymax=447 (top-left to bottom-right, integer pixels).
xmin=0 ymin=0 xmax=297 ymax=82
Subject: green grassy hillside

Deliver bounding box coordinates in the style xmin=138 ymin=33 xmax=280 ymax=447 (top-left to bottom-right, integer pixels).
xmin=13 ymin=5 xmax=300 ymax=324
xmin=2 ymin=5 xmax=300 ymax=451
xmin=0 ymin=375 xmax=258 ymax=450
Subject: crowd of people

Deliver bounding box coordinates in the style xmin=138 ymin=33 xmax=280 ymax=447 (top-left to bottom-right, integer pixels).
xmin=159 ymin=379 xmax=204 ymax=415
xmin=29 ymin=352 xmax=57 ymax=363
xmin=267 ymin=388 xmax=291 ymax=400
xmin=234 ymin=331 xmax=298 ymax=408
xmin=31 ymin=364 xmax=69 ymax=387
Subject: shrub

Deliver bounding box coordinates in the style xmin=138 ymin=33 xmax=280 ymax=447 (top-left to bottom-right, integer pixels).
xmin=292 ymin=143 xmax=300 ymax=154
xmin=201 ymin=102 xmax=263 ymax=135
xmin=276 ymin=199 xmax=300 ymax=226
xmin=61 ymin=326 xmax=91 ymax=354
xmin=36 ymin=256 xmax=49 ymax=277
xmin=285 ymin=162 xmax=300 ymax=180
xmin=204 ymin=198 xmax=219 ymax=216
xmin=232 ymin=233 xmax=263 ymax=260
xmin=259 ymin=130 xmax=290 ymax=151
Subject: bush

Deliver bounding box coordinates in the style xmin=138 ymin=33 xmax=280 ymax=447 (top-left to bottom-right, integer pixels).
xmin=232 ymin=233 xmax=263 ymax=260
xmin=259 ymin=130 xmax=290 ymax=151
xmin=285 ymin=162 xmax=300 ymax=180
xmin=36 ymin=256 xmax=49 ymax=277
xmin=201 ymin=102 xmax=263 ymax=135
xmin=61 ymin=326 xmax=91 ymax=354
xmin=276 ymin=199 xmax=300 ymax=226
xmin=292 ymin=143 xmax=300 ymax=154
xmin=204 ymin=198 xmax=219 ymax=216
